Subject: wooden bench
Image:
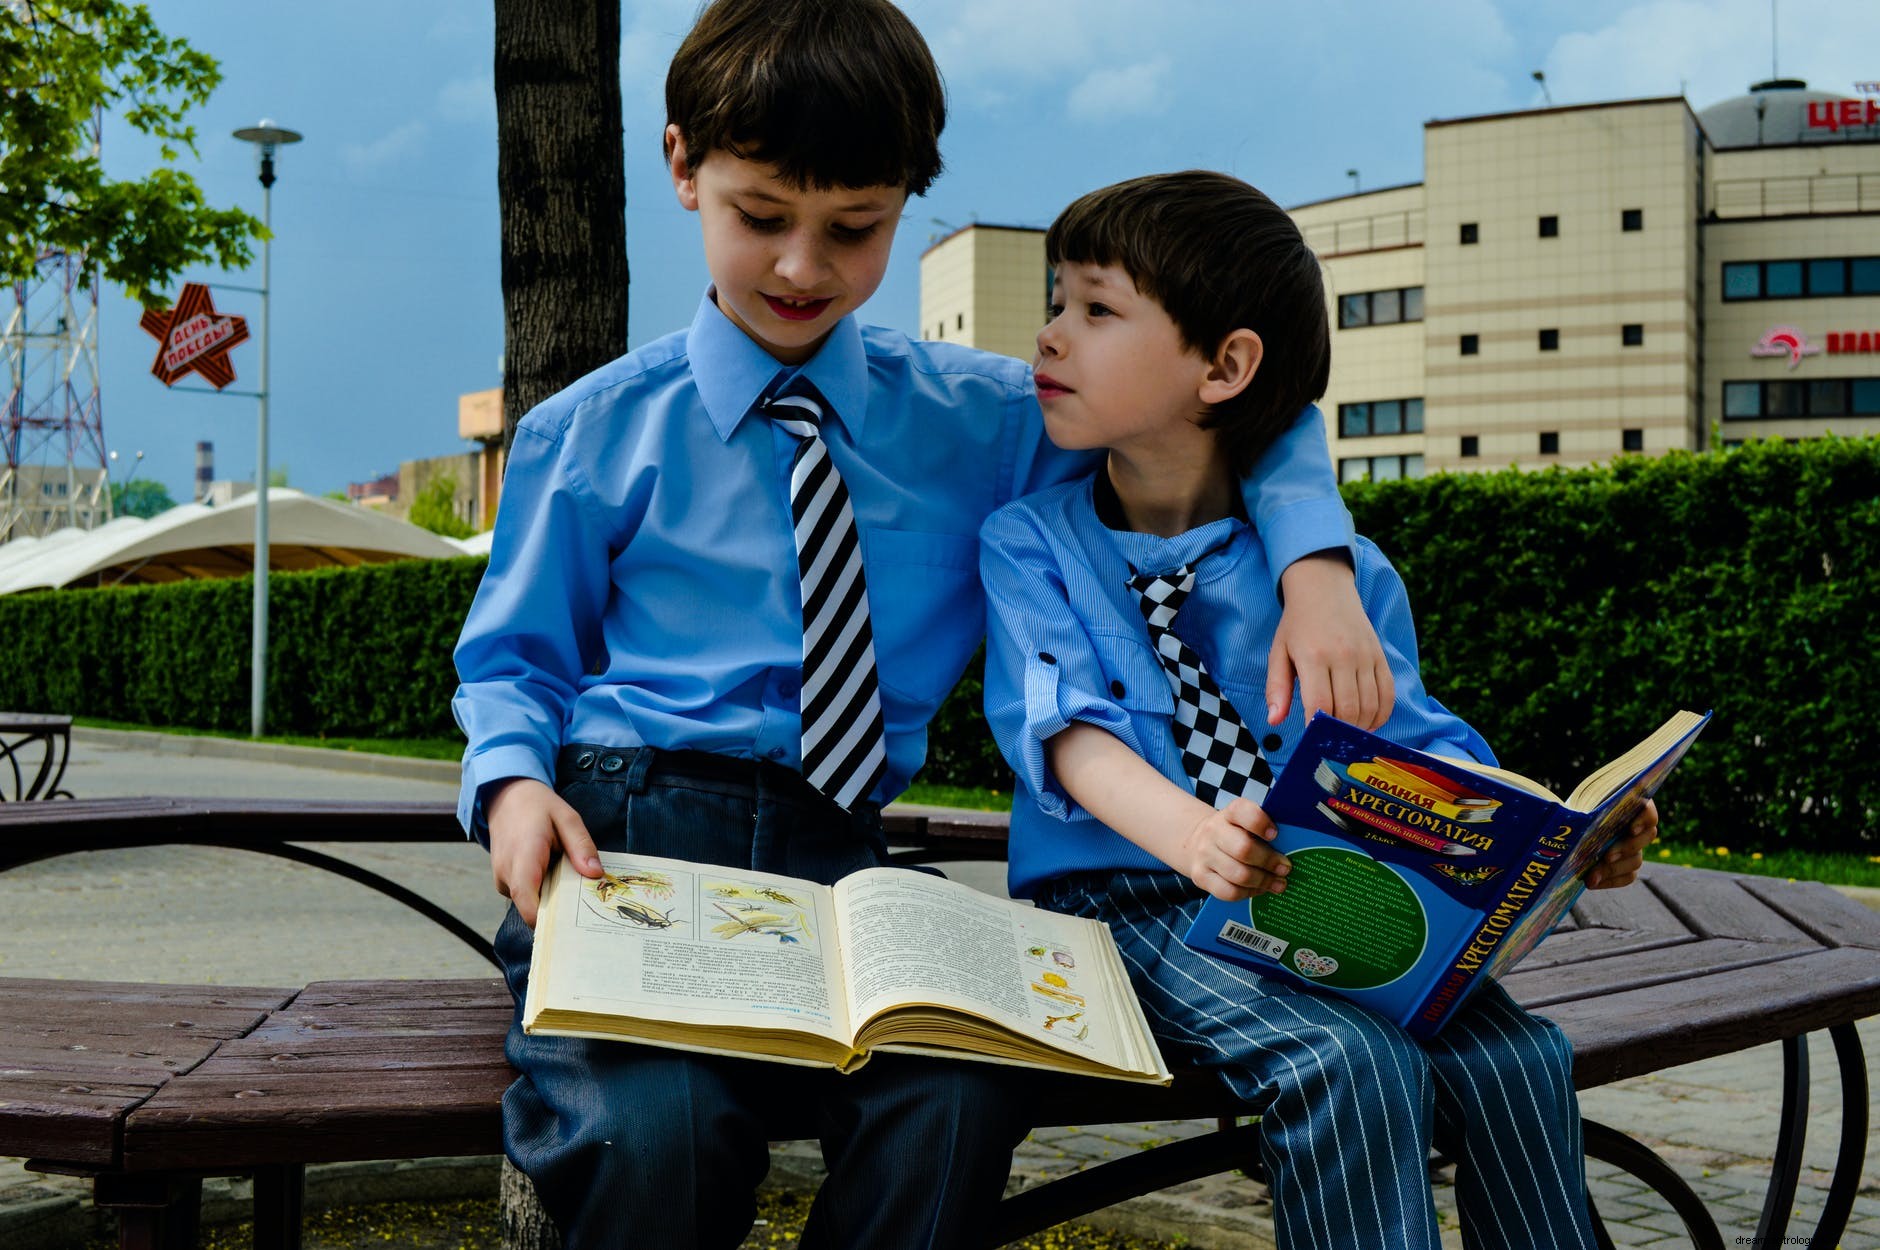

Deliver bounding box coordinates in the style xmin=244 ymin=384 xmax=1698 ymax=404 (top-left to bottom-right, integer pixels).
xmin=2 ymin=798 xmax=1877 ymax=1250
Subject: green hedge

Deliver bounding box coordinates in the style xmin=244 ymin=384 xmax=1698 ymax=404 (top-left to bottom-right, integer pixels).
xmin=0 ymin=557 xmax=486 ymax=738
xmin=1 ymin=439 xmax=1873 ymax=851
xmin=923 ymin=439 xmax=1880 ymax=853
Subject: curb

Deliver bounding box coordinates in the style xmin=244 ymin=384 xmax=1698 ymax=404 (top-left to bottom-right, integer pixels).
xmin=71 ymin=726 xmax=460 ymax=784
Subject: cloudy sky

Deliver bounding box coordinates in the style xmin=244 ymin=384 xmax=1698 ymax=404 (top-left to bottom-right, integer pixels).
xmin=77 ymin=0 xmax=1880 ymax=501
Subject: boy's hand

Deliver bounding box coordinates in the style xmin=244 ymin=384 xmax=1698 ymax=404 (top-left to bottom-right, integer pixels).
xmin=487 ymin=778 xmax=604 ymax=927
xmin=1269 ymin=553 xmax=1395 ymax=731
xmin=1177 ymin=798 xmax=1291 ymax=902
xmin=1586 ymin=800 xmax=1659 ymax=890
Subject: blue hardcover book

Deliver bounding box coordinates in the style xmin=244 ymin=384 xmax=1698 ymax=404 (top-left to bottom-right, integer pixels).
xmin=1182 ymin=709 xmax=1711 ymax=1038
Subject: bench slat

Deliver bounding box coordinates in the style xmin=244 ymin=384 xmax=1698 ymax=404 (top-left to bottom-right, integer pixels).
xmin=1505 ymin=936 xmax=1816 ymax=1008
xmin=1540 ymin=946 xmax=1880 ymax=1086
xmin=1636 ymin=865 xmax=1816 ymax=944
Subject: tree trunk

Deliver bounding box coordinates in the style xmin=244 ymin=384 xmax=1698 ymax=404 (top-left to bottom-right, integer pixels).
xmin=493 ymin=0 xmax=630 ymax=454
xmin=492 ymin=6 xmax=624 ymax=1241
xmin=500 ymin=1157 xmax=562 ymax=1250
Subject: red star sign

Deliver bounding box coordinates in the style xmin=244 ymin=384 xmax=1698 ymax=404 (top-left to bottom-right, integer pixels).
xmin=140 ymin=282 xmax=250 ymax=389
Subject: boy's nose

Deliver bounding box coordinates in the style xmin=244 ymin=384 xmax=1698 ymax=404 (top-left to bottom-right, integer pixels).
xmin=1035 ymin=321 xmax=1063 ymax=357
xmin=773 ymin=233 xmax=830 ymax=288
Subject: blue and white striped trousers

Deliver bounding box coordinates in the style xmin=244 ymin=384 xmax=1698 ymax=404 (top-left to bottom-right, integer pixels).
xmin=1043 ymin=871 xmax=1597 ymax=1250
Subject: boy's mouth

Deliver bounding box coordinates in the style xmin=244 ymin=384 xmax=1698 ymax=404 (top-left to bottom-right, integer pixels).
xmin=1034 ymin=371 xmax=1074 ymax=401
xmin=763 ymin=294 xmax=834 ymax=322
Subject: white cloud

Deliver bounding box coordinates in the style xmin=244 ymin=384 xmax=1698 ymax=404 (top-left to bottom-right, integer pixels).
xmin=1066 ymin=57 xmax=1172 ymax=123
xmin=436 ymin=76 xmax=493 ymax=125
xmin=342 ymin=120 xmax=428 ymax=172
xmin=1540 ymin=0 xmax=1880 ymax=109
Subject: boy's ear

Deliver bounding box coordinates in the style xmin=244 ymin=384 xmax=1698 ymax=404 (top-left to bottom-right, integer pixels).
xmin=666 ymin=124 xmax=699 ymax=212
xmin=1197 ymin=329 xmax=1263 ymax=406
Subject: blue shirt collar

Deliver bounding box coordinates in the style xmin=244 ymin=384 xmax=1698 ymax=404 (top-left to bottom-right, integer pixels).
xmin=686 ymin=290 xmax=869 ymax=443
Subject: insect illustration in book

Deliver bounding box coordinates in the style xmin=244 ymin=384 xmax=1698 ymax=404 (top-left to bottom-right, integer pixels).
xmin=1043 ymin=1010 xmax=1089 ymax=1041
xmin=582 ymin=868 xmax=683 ymax=932
xmin=703 ymin=879 xmax=817 ymax=947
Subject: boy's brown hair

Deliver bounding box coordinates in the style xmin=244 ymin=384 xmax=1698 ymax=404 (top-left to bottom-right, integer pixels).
xmin=666 ymin=0 xmax=946 ymax=195
xmin=1046 ymin=171 xmax=1331 ymax=476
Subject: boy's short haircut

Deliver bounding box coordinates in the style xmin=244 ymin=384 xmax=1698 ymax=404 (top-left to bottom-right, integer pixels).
xmin=666 ymin=0 xmax=946 ymax=196
xmin=1046 ymin=171 xmax=1331 ymax=477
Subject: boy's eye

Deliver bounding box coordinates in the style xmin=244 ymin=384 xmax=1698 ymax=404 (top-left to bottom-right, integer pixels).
xmin=1045 ymin=303 xmax=1064 ymax=321
xmin=737 ymin=209 xmax=784 ymax=233
xmin=1087 ymin=302 xmax=1115 ymax=318
xmin=831 ymin=222 xmax=880 ymax=242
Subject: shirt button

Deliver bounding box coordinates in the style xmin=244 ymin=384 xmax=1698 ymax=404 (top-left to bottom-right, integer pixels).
xmin=1038 ymin=651 xmax=1057 ymax=665
xmin=1262 ymin=734 xmax=1283 ymax=752
xmin=1110 ymin=680 xmax=1126 ymax=698
xmin=600 ymin=754 xmax=624 ymax=773
xmin=769 ymin=747 xmax=786 ymax=760
xmin=575 ymin=751 xmax=596 ymax=769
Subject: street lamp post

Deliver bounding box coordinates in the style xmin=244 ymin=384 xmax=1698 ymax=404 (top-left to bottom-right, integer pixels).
xmin=232 ymin=120 xmax=302 ymax=738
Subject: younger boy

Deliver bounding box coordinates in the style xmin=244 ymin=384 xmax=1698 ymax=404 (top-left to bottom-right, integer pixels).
xmin=455 ymin=4 xmax=1394 ymax=1247
xmin=980 ymin=171 xmax=1661 ymax=1250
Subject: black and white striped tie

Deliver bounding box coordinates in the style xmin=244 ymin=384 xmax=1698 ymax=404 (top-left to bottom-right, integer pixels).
xmin=764 ymin=384 xmax=888 ymax=812
xmin=1128 ymin=565 xmax=1272 ymax=810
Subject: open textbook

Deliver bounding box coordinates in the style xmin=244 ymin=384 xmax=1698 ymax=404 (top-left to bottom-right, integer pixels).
xmin=524 ymin=852 xmax=1172 ymax=1085
xmin=1184 ymin=709 xmax=1711 ymax=1038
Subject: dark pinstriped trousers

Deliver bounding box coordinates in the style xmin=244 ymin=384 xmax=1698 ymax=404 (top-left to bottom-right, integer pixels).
xmin=1044 ymin=870 xmax=1599 ymax=1250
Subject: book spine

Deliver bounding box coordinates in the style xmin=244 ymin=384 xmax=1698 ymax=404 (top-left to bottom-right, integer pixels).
xmin=1410 ymin=815 xmax=1579 ymax=1037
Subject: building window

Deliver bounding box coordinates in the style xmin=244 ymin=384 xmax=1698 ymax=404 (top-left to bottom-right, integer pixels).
xmin=956 ymin=313 xmax=964 ymax=330
xmin=1538 ymin=215 xmax=1559 ymax=238
xmin=1723 ymin=256 xmax=1880 ymax=300
xmin=1459 ymin=222 xmax=1478 ymax=245
xmin=1723 ymin=376 xmax=1880 ymax=419
xmin=1539 ymin=432 xmax=1560 ymax=455
xmin=1460 ymin=435 xmax=1479 ymax=458
xmin=1460 ymin=334 xmax=1479 ymax=356
xmin=1338 ymin=397 xmax=1423 ymax=438
xmin=1538 ymin=328 xmax=1559 ymax=351
xmin=1339 ymin=454 xmax=1425 ymax=483
xmin=1337 ymin=286 xmax=1424 ymax=329
xmin=1622 ymin=323 xmax=1644 ymax=347
xmin=1622 ymin=428 xmax=1644 ymax=452
xmin=1621 ymin=209 xmax=1643 ymax=232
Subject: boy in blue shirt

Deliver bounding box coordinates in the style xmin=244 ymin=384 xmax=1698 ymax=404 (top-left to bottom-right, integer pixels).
xmin=980 ymin=171 xmax=1662 ymax=1250
xmin=455 ymin=2 xmax=1394 ymax=1246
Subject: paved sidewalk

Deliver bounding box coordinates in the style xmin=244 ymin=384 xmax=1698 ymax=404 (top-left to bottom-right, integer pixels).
xmin=1 ymin=730 xmax=1874 ymax=1248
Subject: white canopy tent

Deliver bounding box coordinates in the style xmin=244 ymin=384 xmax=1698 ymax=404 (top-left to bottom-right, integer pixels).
xmin=0 ymin=489 xmax=470 ymax=594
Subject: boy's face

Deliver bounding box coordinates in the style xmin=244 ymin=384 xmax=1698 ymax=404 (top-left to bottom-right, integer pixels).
xmin=669 ymin=127 xmax=906 ymax=365
xmin=1034 ymin=262 xmax=1214 ymax=458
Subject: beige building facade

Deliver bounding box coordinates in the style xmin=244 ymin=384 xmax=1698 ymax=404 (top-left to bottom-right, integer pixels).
xmin=918 ymin=81 xmax=1880 ymax=481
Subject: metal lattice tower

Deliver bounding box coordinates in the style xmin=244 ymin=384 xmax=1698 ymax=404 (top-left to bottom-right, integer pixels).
xmin=1 ymin=103 xmax=110 ymax=543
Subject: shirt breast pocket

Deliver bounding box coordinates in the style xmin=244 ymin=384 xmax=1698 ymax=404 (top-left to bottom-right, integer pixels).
xmin=1089 ymin=632 xmax=1175 ymax=767
xmin=862 ymin=527 xmax=984 ymax=706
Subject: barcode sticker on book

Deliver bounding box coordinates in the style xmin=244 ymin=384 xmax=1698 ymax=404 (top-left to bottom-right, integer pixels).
xmin=1217 ymin=920 xmax=1287 ymax=961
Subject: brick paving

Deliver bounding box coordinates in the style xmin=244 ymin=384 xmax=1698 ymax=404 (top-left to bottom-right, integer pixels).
xmin=1 ymin=730 xmax=1874 ymax=1248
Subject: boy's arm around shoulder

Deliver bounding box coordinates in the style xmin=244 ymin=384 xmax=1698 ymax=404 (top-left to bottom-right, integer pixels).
xmin=1237 ymin=404 xmax=1395 ymax=732
xmin=453 ymin=411 xmax=612 ymax=917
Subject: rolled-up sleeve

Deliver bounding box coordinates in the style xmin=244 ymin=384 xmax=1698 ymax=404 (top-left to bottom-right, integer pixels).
xmin=452 ymin=413 xmax=615 ymax=843
xmin=1238 ymin=403 xmax=1356 ymax=589
xmin=979 ymin=508 xmax=1148 ymax=822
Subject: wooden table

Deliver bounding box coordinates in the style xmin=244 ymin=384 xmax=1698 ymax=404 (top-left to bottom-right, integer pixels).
xmin=0 ymin=712 xmax=72 ymax=800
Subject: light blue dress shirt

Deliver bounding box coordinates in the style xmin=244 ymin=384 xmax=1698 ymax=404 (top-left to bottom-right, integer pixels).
xmin=453 ymin=293 xmax=1356 ymax=838
xmin=980 ymin=473 xmax=1495 ymax=898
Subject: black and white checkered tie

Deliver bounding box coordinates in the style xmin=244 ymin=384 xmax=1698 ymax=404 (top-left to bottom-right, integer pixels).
xmin=1128 ymin=565 xmax=1273 ymax=809
xmin=764 ymin=382 xmax=888 ymax=812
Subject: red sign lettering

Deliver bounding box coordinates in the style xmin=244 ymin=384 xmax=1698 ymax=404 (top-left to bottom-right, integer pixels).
xmin=1808 ymin=98 xmax=1880 ymax=130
